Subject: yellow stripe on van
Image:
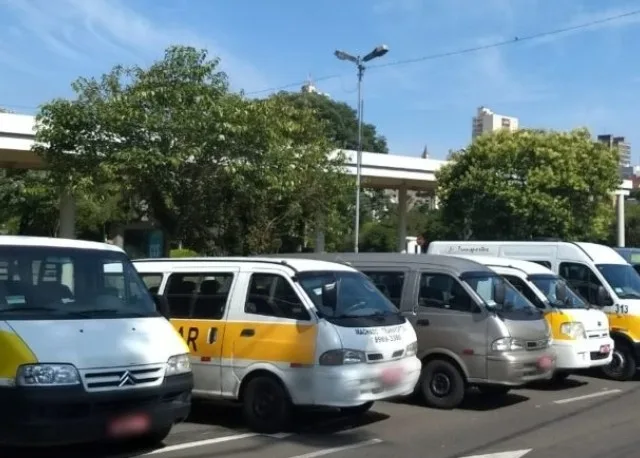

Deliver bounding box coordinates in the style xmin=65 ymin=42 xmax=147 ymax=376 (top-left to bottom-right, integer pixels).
xmin=607 ymin=314 xmax=640 ymax=342
xmin=544 ymin=310 xmax=572 ymax=341
xmin=0 ymin=330 xmax=37 ymax=378
xmin=222 ymin=322 xmax=317 ymax=365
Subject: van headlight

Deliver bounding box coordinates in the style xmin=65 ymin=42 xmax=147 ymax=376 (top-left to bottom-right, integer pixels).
xmin=319 ymin=349 xmax=366 ymax=366
xmin=406 ymin=341 xmax=418 ymax=357
xmin=560 ymin=322 xmax=586 ymax=340
xmin=166 ymin=354 xmax=192 ymax=376
xmin=17 ymin=363 xmax=80 ymax=386
xmin=491 ymin=337 xmax=525 ymax=352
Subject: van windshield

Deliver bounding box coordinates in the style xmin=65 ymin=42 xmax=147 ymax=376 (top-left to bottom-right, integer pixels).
xmin=297 ymin=270 xmax=399 ymax=322
xmin=0 ymin=246 xmax=158 ymax=320
xmin=529 ymin=274 xmax=587 ymax=309
xmin=462 ymin=273 xmax=539 ymax=316
xmin=596 ymin=264 xmax=640 ymax=299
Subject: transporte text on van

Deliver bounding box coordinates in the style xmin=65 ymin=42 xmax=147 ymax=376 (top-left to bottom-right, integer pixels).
xmin=263 ymin=253 xmax=557 ymax=410
xmin=448 ymin=254 xmax=614 ymax=381
xmin=0 ymin=236 xmax=193 ymax=447
xmin=428 ymin=240 xmax=640 ymax=381
xmin=133 ymin=256 xmax=421 ymax=433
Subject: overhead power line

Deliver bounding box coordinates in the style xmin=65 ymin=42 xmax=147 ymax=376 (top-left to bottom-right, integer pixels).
xmin=246 ymin=8 xmax=640 ymax=95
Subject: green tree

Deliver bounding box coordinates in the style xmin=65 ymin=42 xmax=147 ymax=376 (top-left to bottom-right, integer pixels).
xmin=437 ymin=128 xmax=620 ymax=241
xmin=33 ymin=45 xmax=349 ymax=254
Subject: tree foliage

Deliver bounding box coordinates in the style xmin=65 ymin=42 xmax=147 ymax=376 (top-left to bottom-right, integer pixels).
xmin=437 ymin=128 xmax=620 ymax=241
xmin=33 ymin=45 xmax=350 ymax=254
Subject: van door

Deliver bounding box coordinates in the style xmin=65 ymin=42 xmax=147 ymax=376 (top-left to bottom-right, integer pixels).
xmin=412 ymin=270 xmax=488 ymax=379
xmin=163 ymin=268 xmax=239 ymax=397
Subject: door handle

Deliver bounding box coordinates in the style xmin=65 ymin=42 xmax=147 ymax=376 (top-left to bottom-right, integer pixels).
xmin=416 ymin=319 xmax=430 ymax=326
xmin=208 ymin=327 xmax=218 ymax=344
xmin=240 ymin=328 xmax=255 ymax=337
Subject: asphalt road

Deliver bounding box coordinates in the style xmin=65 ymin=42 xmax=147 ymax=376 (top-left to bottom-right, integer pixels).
xmin=7 ymin=370 xmax=640 ymax=458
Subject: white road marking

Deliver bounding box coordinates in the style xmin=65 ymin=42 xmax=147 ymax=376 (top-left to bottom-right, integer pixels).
xmin=142 ymin=432 xmax=259 ymax=455
xmin=286 ymin=438 xmax=383 ymax=458
xmin=459 ymin=449 xmax=532 ymax=458
xmin=553 ymin=389 xmax=622 ymax=405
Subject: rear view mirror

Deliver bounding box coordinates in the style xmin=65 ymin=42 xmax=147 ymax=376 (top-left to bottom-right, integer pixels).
xmin=596 ymin=286 xmax=612 ymax=307
xmin=152 ymin=294 xmax=171 ymax=320
xmin=555 ymin=282 xmax=568 ymax=304
xmin=493 ymin=281 xmax=506 ymax=305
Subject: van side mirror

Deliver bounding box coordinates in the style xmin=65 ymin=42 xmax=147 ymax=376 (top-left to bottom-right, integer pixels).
xmin=152 ymin=294 xmax=171 ymax=319
xmin=555 ymin=282 xmax=568 ymax=304
xmin=493 ymin=281 xmax=506 ymax=305
xmin=596 ymin=286 xmax=613 ymax=307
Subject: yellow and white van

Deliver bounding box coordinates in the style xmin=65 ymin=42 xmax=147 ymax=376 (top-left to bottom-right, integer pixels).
xmin=449 ymin=255 xmax=613 ymax=381
xmin=133 ymin=257 xmax=421 ymax=433
xmin=0 ymin=236 xmax=192 ymax=447
xmin=428 ymin=240 xmax=640 ymax=381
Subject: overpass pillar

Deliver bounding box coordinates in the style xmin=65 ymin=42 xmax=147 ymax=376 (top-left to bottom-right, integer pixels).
xmin=59 ymin=189 xmax=76 ymax=239
xmin=397 ymin=186 xmax=408 ymax=252
xmin=616 ymin=191 xmax=625 ymax=247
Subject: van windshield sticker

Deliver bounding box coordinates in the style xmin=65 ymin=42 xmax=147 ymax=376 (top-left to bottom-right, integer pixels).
xmin=5 ymin=295 xmax=25 ymax=305
xmin=615 ymin=287 xmax=623 ymax=294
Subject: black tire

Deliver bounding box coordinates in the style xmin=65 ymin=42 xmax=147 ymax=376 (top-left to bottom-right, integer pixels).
xmin=602 ymin=342 xmax=637 ymax=381
xmin=477 ymin=385 xmax=511 ymax=396
xmin=340 ymin=401 xmax=374 ymax=416
xmin=419 ymin=359 xmax=465 ymax=409
xmin=242 ymin=375 xmax=292 ymax=434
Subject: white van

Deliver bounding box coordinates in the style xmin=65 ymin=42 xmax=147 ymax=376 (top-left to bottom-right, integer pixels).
xmin=449 ymin=255 xmax=613 ymax=380
xmin=133 ymin=257 xmax=421 ymax=432
xmin=0 ymin=236 xmax=192 ymax=447
xmin=428 ymin=241 xmax=640 ymax=381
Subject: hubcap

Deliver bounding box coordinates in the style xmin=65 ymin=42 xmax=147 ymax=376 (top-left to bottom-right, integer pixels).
xmin=431 ymin=372 xmax=452 ymax=397
xmin=253 ymin=383 xmax=278 ymax=419
xmin=606 ymin=350 xmax=626 ymax=376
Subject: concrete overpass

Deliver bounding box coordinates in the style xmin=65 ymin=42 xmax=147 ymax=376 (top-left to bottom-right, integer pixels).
xmin=0 ymin=112 xmax=632 ymax=250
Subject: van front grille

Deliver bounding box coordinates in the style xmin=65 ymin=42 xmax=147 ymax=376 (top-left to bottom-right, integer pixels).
xmin=82 ymin=365 xmax=165 ymax=392
xmin=525 ymin=338 xmax=550 ymax=350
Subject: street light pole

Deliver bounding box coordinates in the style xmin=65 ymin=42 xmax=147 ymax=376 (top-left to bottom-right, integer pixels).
xmin=334 ymin=45 xmax=389 ymax=253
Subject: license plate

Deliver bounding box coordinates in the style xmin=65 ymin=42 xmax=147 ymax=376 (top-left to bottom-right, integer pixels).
xmin=108 ymin=413 xmax=150 ymax=438
xmin=600 ymin=344 xmax=611 ymax=354
xmin=381 ymin=367 xmax=403 ymax=385
xmin=537 ymin=355 xmax=553 ymax=370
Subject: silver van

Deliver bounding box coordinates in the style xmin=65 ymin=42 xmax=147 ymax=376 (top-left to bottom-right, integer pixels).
xmin=272 ymin=253 xmax=556 ymax=409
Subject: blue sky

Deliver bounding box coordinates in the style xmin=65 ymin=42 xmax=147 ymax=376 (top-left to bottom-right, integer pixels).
xmin=1 ymin=0 xmax=640 ymax=161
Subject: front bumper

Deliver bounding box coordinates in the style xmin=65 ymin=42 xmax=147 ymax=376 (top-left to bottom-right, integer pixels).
xmin=0 ymin=373 xmax=193 ymax=447
xmin=553 ymin=337 xmax=614 ymax=370
xmin=310 ymin=356 xmax=422 ymax=407
xmin=486 ymin=348 xmax=556 ymax=386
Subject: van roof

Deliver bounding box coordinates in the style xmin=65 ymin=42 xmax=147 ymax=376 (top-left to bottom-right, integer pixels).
xmin=133 ymin=256 xmax=356 ymax=273
xmin=260 ymin=252 xmax=495 ymax=273
xmin=428 ymin=241 xmax=627 ymax=265
xmin=449 ymin=254 xmax=554 ymax=275
xmin=0 ymin=235 xmax=124 ymax=253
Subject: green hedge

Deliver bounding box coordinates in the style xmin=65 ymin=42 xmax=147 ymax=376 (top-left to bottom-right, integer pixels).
xmin=169 ymin=248 xmax=199 ymax=258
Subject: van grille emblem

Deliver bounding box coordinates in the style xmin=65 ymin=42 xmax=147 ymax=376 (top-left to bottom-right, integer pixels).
xmin=118 ymin=371 xmax=137 ymax=387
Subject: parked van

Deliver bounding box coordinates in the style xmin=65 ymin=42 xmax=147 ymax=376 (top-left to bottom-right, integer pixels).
xmin=428 ymin=241 xmax=640 ymax=381
xmin=448 ymin=255 xmax=613 ymax=380
xmin=133 ymin=257 xmax=421 ymax=432
xmin=267 ymin=253 xmax=556 ymax=409
xmin=0 ymin=236 xmax=192 ymax=447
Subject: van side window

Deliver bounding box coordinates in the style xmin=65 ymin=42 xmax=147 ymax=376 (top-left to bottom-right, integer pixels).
xmin=140 ymin=273 xmax=163 ymax=295
xmin=418 ymin=273 xmax=472 ymax=313
xmin=502 ymin=275 xmax=545 ymax=309
xmin=165 ymin=273 xmax=234 ymax=320
xmin=245 ymin=273 xmax=310 ymax=321
xmin=526 ymin=260 xmax=551 ymax=269
xmin=361 ymin=271 xmax=404 ymax=308
xmin=558 ymin=263 xmax=601 ymax=305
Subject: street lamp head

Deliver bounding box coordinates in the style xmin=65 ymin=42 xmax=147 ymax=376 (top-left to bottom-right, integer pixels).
xmin=363 ymin=44 xmax=389 ymax=62
xmin=334 ymin=50 xmax=358 ymax=63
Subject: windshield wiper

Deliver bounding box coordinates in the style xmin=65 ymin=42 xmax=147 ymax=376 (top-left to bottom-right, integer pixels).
xmin=73 ymin=308 xmax=151 ymax=317
xmin=0 ymin=306 xmax=64 ymax=313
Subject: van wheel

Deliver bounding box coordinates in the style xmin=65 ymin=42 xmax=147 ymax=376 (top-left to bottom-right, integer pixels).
xmin=242 ymin=375 xmax=292 ymax=433
xmin=477 ymin=385 xmax=510 ymax=396
xmin=419 ymin=359 xmax=465 ymax=409
xmin=602 ymin=343 xmax=636 ymax=381
xmin=340 ymin=402 xmax=374 ymax=416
